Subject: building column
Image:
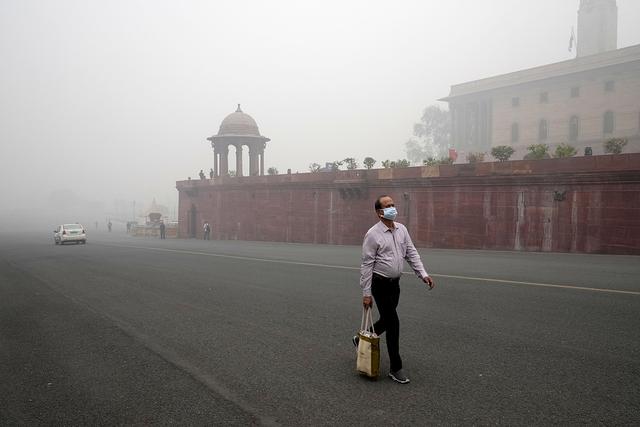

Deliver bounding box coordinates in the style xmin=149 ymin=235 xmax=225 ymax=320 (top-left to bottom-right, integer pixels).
xmin=248 ymin=144 xmax=259 ymax=176
xmin=235 ymin=144 xmax=243 ymax=177
xmin=220 ymin=144 xmax=229 ymax=176
xmin=213 ymin=146 xmax=219 ymax=177
xmin=259 ymin=149 xmax=265 ymax=176
xmin=455 ymin=103 xmax=466 ymax=150
xmin=451 ymin=105 xmax=459 ymax=149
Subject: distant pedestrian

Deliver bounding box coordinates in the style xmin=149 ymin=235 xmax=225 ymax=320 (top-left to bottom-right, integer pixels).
xmin=203 ymin=222 xmax=211 ymax=240
xmin=108 ymin=221 xmax=112 ymax=232
xmin=354 ymin=195 xmax=435 ymax=384
xmin=95 ymin=221 xmax=98 ymax=230
xmin=199 ymin=169 xmax=206 ymax=180
xmin=159 ymin=221 xmax=166 ymax=239
xmin=209 ymin=168 xmax=214 ymax=179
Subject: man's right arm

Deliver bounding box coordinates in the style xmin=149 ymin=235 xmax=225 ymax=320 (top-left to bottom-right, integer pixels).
xmin=360 ymin=233 xmax=377 ymax=301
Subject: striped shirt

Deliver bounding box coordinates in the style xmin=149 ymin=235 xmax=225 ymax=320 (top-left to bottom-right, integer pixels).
xmin=359 ymin=221 xmax=428 ymax=296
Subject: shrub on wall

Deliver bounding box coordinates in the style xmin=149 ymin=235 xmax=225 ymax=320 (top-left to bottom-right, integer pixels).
xmin=604 ymin=138 xmax=628 ymax=154
xmin=553 ymin=143 xmax=577 ymax=158
xmin=382 ymin=159 xmax=411 ymax=168
xmin=490 ymin=146 xmax=515 ymax=162
xmin=466 ymin=152 xmax=486 ymax=163
xmin=423 ymin=157 xmax=453 ymax=166
xmin=363 ymin=157 xmax=376 ymax=169
xmin=525 ymin=144 xmax=551 ymax=160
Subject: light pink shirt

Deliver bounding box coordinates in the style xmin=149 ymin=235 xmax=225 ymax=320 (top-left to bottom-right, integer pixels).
xmin=359 ymin=221 xmax=428 ymax=297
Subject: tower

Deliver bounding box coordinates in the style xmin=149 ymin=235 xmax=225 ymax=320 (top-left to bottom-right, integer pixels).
xmin=207 ymin=105 xmax=270 ymax=177
xmin=577 ymin=0 xmax=618 ymax=57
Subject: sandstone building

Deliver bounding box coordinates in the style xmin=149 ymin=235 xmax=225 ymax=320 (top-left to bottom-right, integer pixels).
xmin=440 ymin=0 xmax=640 ymax=158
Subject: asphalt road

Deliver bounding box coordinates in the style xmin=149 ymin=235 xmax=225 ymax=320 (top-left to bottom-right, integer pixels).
xmin=1 ymin=231 xmax=639 ymax=425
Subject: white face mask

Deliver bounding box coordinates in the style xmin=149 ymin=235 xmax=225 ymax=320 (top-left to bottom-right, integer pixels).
xmin=380 ymin=206 xmax=397 ymax=221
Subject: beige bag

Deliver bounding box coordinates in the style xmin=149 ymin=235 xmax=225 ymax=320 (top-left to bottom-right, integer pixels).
xmin=356 ymin=307 xmax=380 ymax=378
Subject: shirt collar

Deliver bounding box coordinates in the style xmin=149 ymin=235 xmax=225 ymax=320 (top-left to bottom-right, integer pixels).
xmin=376 ymin=220 xmax=395 ymax=233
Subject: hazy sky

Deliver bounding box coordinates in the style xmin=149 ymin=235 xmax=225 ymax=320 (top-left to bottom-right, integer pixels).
xmin=1 ymin=0 xmax=639 ymax=220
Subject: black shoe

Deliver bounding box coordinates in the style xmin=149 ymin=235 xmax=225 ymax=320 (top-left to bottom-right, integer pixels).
xmin=352 ymin=335 xmax=359 ymax=349
xmin=389 ymin=369 xmax=410 ymax=384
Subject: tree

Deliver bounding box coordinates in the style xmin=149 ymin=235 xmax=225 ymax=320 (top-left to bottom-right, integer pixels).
xmin=466 ymin=152 xmax=486 ymax=163
xmin=405 ymin=105 xmax=451 ymax=165
xmin=363 ymin=157 xmax=376 ymax=169
xmin=553 ymin=143 xmax=577 ymax=158
xmin=330 ymin=160 xmax=344 ymax=171
xmin=525 ymin=144 xmax=550 ymax=160
xmin=381 ymin=160 xmax=392 ymax=168
xmin=604 ymin=138 xmax=628 ymax=154
xmin=309 ymin=163 xmax=321 ymax=173
xmin=491 ymin=145 xmax=515 ymax=162
xmin=267 ymin=167 xmax=279 ymax=175
xmin=343 ymin=157 xmax=358 ymax=170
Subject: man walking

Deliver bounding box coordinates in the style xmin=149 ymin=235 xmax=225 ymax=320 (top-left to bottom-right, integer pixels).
xmin=159 ymin=220 xmax=166 ymax=239
xmin=355 ymin=195 xmax=434 ymax=384
xmin=203 ymin=221 xmax=211 ymax=240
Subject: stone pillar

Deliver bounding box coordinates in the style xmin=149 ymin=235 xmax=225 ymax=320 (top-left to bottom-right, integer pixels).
xmin=213 ymin=147 xmax=219 ymax=177
xmin=451 ymin=104 xmax=459 ymax=149
xmin=236 ymin=144 xmax=243 ymax=177
xmin=220 ymin=144 xmax=229 ymax=176
xmin=248 ymin=145 xmax=259 ymax=176
xmin=260 ymin=149 xmax=265 ymax=176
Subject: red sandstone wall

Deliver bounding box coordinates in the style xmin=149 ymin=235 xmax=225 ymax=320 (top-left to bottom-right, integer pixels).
xmin=176 ymin=154 xmax=640 ymax=255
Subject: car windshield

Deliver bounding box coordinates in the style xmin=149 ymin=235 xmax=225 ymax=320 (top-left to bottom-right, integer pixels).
xmin=63 ymin=224 xmax=83 ymax=230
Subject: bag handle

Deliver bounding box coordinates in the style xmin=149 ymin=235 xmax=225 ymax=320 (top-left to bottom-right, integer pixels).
xmin=360 ymin=306 xmax=376 ymax=335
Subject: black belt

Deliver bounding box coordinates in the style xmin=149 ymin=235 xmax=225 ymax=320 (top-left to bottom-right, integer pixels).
xmin=372 ymin=273 xmax=400 ymax=283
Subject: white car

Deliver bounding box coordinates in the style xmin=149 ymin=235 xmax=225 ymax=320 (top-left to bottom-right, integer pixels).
xmin=54 ymin=223 xmax=87 ymax=245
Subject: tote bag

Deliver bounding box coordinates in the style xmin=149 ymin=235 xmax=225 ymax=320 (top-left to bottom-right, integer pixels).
xmin=356 ymin=307 xmax=380 ymax=378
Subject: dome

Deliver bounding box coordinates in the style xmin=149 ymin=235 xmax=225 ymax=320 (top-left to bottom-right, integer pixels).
xmin=217 ymin=104 xmax=261 ymax=136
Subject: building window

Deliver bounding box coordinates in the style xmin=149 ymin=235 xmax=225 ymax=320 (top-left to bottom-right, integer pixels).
xmin=538 ymin=119 xmax=548 ymax=141
xmin=540 ymin=92 xmax=549 ymax=103
xmin=569 ymin=116 xmax=580 ymax=142
xmin=570 ymin=87 xmax=580 ymax=98
xmin=511 ymin=123 xmax=519 ymax=143
xmin=605 ymin=80 xmax=615 ymax=92
xmin=512 ymin=97 xmax=520 ymax=107
xmin=603 ymin=111 xmax=615 ymax=134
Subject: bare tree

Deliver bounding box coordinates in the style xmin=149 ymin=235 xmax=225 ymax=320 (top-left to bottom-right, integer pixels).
xmin=309 ymin=163 xmax=321 ymax=172
xmin=406 ymin=105 xmax=451 ymax=164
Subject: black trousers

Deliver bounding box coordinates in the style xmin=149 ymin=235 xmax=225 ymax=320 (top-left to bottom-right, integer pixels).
xmin=371 ymin=273 xmax=402 ymax=372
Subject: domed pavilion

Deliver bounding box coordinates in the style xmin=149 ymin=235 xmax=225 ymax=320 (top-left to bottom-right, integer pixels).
xmin=207 ymin=104 xmax=271 ymax=177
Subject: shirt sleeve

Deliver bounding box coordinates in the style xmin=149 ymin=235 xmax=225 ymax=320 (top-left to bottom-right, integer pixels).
xmin=359 ymin=232 xmax=377 ymax=297
xmin=403 ymin=229 xmax=428 ymax=279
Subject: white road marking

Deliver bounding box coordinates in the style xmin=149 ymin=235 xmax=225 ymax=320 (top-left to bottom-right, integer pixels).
xmin=97 ymin=243 xmax=640 ymax=296
xmin=432 ymin=274 xmax=640 ymax=296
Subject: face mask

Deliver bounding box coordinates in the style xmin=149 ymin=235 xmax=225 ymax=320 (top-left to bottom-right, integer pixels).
xmin=381 ymin=206 xmax=397 ymax=221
